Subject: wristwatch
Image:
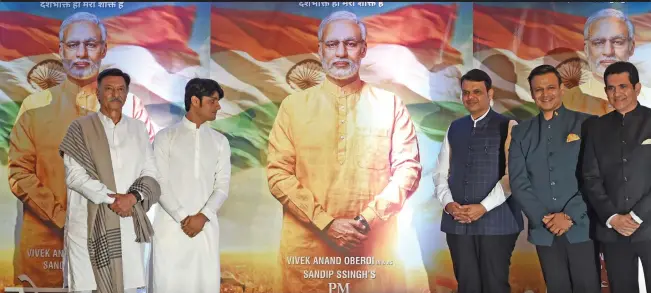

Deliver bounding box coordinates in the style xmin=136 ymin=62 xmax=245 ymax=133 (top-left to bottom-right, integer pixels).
xmin=131 ymin=190 xmax=143 ymax=202
xmin=354 ymin=215 xmax=371 ymax=234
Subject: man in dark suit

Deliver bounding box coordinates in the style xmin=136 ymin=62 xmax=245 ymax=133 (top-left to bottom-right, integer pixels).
xmin=582 ymin=61 xmax=651 ymax=293
xmin=433 ymin=69 xmax=523 ymax=293
xmin=509 ymin=65 xmax=601 ymax=293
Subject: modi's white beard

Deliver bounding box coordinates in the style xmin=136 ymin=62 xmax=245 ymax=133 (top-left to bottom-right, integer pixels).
xmin=63 ymin=58 xmax=101 ymax=80
xmin=321 ymin=56 xmax=360 ymax=80
xmin=587 ymin=48 xmax=627 ymax=78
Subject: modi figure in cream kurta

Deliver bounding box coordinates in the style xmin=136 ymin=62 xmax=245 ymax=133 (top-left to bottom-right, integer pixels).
xmin=266 ymin=11 xmax=422 ymax=293
xmin=7 ymin=12 xmax=155 ymax=288
xmin=150 ymin=78 xmax=230 ymax=293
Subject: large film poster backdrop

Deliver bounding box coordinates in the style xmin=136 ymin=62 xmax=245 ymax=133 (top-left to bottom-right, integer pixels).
xmin=473 ymin=2 xmax=651 ymax=292
xmin=0 ymin=1 xmax=206 ymax=291
xmin=0 ymin=1 xmax=649 ymax=293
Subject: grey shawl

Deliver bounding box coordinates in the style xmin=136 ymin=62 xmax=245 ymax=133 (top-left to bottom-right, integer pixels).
xmin=59 ymin=113 xmax=160 ymax=293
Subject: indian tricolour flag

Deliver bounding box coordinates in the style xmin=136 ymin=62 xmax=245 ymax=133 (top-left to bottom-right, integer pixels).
xmin=474 ymin=3 xmax=651 ymax=291
xmin=0 ymin=4 xmax=204 ymax=164
xmin=209 ymin=3 xmax=468 ymax=290
xmin=473 ymin=3 xmax=651 ymax=115
xmin=210 ymin=2 xmax=467 ymax=175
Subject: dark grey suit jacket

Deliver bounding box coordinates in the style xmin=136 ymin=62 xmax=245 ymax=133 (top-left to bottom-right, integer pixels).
xmin=509 ymin=104 xmax=594 ymax=246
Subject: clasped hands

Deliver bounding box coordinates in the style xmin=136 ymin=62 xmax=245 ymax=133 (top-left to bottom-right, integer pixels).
xmin=609 ymin=213 xmax=640 ymax=237
xmin=542 ymin=213 xmax=573 ymax=236
xmin=181 ymin=214 xmax=209 ymax=238
xmin=108 ymin=193 xmax=137 ymax=217
xmin=325 ymin=218 xmax=369 ymax=253
xmin=445 ymin=202 xmax=487 ymax=224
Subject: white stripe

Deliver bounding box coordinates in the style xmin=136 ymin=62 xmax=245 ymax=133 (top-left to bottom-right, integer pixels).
xmin=0 ymin=46 xmax=202 ymax=107
xmin=0 ymin=53 xmax=60 ymax=103
xmin=475 ymin=44 xmax=651 ymax=103
xmin=101 ymin=45 xmax=204 ymax=105
xmin=209 ymin=44 xmax=461 ymax=120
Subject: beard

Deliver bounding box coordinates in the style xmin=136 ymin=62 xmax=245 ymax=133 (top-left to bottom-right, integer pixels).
xmin=321 ymin=56 xmax=360 ymax=80
xmin=587 ymin=47 xmax=630 ymax=78
xmin=63 ymin=58 xmax=101 ymax=80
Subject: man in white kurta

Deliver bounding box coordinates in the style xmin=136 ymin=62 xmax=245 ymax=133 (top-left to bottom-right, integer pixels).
xmin=150 ymin=78 xmax=230 ymax=293
xmin=62 ymin=69 xmax=158 ymax=293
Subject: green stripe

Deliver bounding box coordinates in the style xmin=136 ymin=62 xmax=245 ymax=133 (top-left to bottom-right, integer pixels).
xmin=0 ymin=102 xmax=20 ymax=165
xmin=209 ymin=103 xmax=279 ymax=174
xmin=208 ymin=100 xmax=540 ymax=173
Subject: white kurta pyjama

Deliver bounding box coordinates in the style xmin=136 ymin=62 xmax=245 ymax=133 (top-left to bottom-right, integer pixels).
xmin=150 ymin=116 xmax=231 ymax=293
xmin=63 ymin=113 xmax=157 ymax=292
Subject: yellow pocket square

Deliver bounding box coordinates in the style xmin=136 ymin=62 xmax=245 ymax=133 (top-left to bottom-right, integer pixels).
xmin=642 ymin=139 xmax=651 ymax=145
xmin=566 ymin=133 xmax=580 ymax=143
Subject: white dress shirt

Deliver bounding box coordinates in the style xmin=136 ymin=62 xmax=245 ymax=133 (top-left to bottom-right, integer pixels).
xmin=63 ymin=112 xmax=157 ymax=291
xmin=433 ymin=108 xmax=517 ymax=212
xmin=150 ymin=116 xmax=231 ymax=293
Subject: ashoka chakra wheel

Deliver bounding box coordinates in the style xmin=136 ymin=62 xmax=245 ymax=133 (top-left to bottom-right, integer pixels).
xmin=286 ymin=59 xmax=325 ymax=91
xmin=27 ymin=59 xmax=66 ymax=90
xmin=555 ymin=57 xmax=590 ymax=89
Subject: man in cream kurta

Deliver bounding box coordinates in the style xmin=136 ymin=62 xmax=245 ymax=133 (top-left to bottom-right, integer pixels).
xmin=266 ymin=11 xmax=422 ymax=293
xmin=62 ymin=69 xmax=157 ymax=293
xmin=150 ymin=78 xmax=230 ymax=293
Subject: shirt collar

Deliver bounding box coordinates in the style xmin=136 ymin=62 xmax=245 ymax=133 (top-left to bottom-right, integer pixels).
xmin=613 ymin=102 xmax=642 ymax=119
xmin=539 ymin=103 xmax=567 ymax=122
xmin=98 ymin=111 xmax=123 ymax=128
xmin=471 ymin=107 xmax=491 ymax=127
xmin=61 ymin=78 xmax=100 ymax=110
xmin=182 ymin=115 xmax=204 ymax=130
xmin=321 ymin=77 xmax=364 ymax=97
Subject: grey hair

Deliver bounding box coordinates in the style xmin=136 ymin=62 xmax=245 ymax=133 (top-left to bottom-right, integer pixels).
xmin=318 ymin=11 xmax=367 ymax=42
xmin=584 ymin=8 xmax=635 ymax=40
xmin=59 ymin=12 xmax=107 ymax=42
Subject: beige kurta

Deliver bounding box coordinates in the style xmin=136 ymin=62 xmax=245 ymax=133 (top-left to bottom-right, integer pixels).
xmin=266 ymin=78 xmax=422 ymax=293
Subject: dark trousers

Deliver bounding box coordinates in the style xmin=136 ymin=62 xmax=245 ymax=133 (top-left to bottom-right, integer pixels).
xmin=535 ymin=237 xmax=601 ymax=293
xmin=446 ymin=233 xmax=518 ymax=293
xmin=602 ymin=240 xmax=651 ymax=293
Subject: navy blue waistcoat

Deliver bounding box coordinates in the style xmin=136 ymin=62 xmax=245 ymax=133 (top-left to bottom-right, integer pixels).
xmin=441 ymin=109 xmax=523 ymax=235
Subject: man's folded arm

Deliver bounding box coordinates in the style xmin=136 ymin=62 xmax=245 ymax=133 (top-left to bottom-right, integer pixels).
xmin=508 ymin=126 xmax=549 ymax=228
xmin=200 ymin=137 xmax=231 ymax=222
xmin=480 ymin=120 xmax=519 ymax=212
xmin=8 ymin=112 xmax=66 ymax=228
xmin=63 ymin=154 xmax=115 ymax=205
xmin=152 ymin=129 xmax=188 ymax=223
xmin=266 ymin=101 xmax=334 ymax=231
xmin=580 ymin=127 xmax=618 ymax=225
xmin=362 ymin=96 xmax=421 ymax=227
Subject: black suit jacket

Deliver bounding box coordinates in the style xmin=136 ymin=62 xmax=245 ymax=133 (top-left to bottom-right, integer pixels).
xmin=582 ymin=103 xmax=651 ymax=242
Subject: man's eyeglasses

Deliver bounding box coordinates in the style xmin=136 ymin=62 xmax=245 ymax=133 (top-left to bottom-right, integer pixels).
xmin=321 ymin=40 xmax=364 ymax=51
xmin=61 ymin=41 xmax=104 ymax=52
xmin=587 ymin=37 xmax=630 ymax=49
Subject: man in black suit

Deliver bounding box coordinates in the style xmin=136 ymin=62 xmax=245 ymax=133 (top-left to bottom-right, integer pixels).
xmin=582 ymin=61 xmax=651 ymax=293
xmin=509 ymin=65 xmax=600 ymax=293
